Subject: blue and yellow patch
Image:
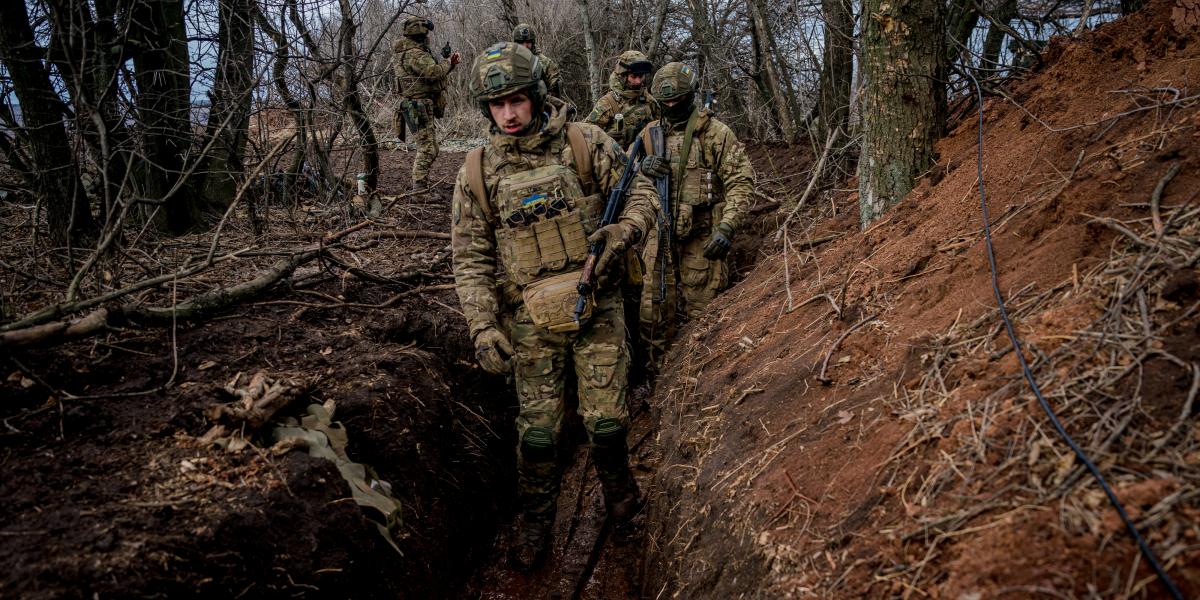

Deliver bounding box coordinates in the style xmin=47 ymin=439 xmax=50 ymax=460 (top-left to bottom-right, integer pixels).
xmin=485 ymin=48 xmax=504 ymax=62
xmin=521 ymin=193 xmax=546 ymax=206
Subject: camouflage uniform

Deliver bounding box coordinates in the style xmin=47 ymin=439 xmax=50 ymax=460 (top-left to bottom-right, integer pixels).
xmin=393 ymin=17 xmax=456 ymax=186
xmin=451 ymin=42 xmax=656 ymax=567
xmin=586 ymin=51 xmax=657 ymax=148
xmin=634 ymin=63 xmax=755 ymax=371
xmin=512 ymin=23 xmax=562 ymax=97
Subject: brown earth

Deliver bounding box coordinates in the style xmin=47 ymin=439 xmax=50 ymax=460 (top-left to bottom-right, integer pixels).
xmin=642 ymin=1 xmax=1200 ymax=598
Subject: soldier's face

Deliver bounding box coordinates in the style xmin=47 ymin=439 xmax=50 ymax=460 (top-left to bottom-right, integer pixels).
xmin=625 ymin=73 xmax=646 ymax=88
xmin=489 ymin=93 xmax=534 ymax=134
xmin=521 ymin=41 xmax=533 ymax=50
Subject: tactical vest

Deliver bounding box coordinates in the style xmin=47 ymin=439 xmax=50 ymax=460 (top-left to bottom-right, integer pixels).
xmin=466 ymin=124 xmax=601 ymax=288
xmin=394 ymin=42 xmax=442 ymax=99
xmin=641 ymin=112 xmax=724 ymax=239
xmin=600 ymin=92 xmax=655 ymax=147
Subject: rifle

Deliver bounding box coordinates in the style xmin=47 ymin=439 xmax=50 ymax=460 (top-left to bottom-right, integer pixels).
xmin=646 ymin=125 xmax=672 ymax=303
xmin=573 ymin=135 xmax=647 ymax=324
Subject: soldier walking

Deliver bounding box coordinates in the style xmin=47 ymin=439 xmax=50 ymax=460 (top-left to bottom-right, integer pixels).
xmin=586 ymin=51 xmax=657 ymax=148
xmin=512 ymin=23 xmax=562 ymax=97
xmin=393 ymin=16 xmax=461 ymax=188
xmin=450 ymin=42 xmax=656 ymax=570
xmin=634 ymin=63 xmax=755 ymax=371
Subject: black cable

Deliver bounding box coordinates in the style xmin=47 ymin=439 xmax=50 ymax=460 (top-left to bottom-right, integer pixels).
xmin=964 ymin=70 xmax=1184 ymax=600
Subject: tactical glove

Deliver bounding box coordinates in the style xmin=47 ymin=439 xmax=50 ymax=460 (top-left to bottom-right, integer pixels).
xmin=474 ymin=326 xmax=514 ymax=374
xmin=639 ymin=153 xmax=670 ymax=179
xmin=702 ymin=222 xmax=734 ymax=260
xmin=587 ymin=222 xmax=642 ymax=277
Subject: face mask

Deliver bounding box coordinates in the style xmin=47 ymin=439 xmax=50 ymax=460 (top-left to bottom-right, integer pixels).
xmin=662 ymin=96 xmax=694 ymax=123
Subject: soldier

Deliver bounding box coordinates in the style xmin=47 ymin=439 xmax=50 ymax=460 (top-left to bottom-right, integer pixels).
xmin=634 ymin=62 xmax=754 ymax=371
xmin=512 ymin=23 xmax=562 ymax=97
xmin=393 ymin=15 xmax=461 ymax=187
xmin=586 ymin=51 xmax=657 ymax=148
xmin=451 ymin=42 xmax=656 ymax=570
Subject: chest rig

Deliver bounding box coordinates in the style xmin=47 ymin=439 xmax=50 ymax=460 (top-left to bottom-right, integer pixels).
xmin=642 ymin=111 xmax=724 ymax=239
xmin=466 ymin=124 xmax=604 ymax=332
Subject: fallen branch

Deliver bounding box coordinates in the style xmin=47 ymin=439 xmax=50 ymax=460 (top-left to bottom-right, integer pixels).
xmin=816 ymin=313 xmax=879 ymax=385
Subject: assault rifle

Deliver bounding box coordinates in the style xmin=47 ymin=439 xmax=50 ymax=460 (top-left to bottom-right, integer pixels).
xmin=573 ymin=136 xmax=647 ymax=324
xmin=647 ymin=125 xmax=672 ymax=302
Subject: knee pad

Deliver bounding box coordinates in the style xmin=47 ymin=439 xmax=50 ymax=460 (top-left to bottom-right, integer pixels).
xmin=521 ymin=426 xmax=555 ymax=463
xmin=591 ymin=418 xmax=627 ymax=450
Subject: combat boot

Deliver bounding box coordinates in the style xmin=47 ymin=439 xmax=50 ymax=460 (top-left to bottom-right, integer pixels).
xmin=591 ymin=418 xmax=642 ymax=524
xmin=509 ymin=511 xmax=553 ymax=571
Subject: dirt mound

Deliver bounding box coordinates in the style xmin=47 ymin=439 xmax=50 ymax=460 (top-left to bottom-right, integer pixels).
xmin=0 ymin=152 xmax=518 ymax=598
xmin=643 ymin=1 xmax=1200 ymax=597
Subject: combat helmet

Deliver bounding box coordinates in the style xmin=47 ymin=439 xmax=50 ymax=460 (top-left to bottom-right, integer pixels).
xmin=615 ymin=50 xmax=653 ymax=78
xmin=470 ymin=42 xmax=546 ymax=120
xmin=402 ymin=15 xmax=433 ymax=37
xmin=512 ymin=23 xmax=536 ymax=45
xmin=650 ymin=62 xmax=698 ymax=103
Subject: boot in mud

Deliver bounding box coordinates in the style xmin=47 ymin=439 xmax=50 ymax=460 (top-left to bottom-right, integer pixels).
xmin=591 ymin=418 xmax=643 ymax=535
xmin=508 ymin=512 xmax=554 ymax=571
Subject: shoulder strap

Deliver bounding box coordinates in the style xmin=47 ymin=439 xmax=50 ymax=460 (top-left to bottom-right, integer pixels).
xmin=565 ymin=123 xmax=594 ymax=195
xmin=465 ymin=147 xmax=493 ymax=223
xmin=676 ymin=110 xmax=702 ymax=183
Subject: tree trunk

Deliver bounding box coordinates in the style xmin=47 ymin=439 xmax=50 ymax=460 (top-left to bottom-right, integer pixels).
xmin=981 ymin=0 xmax=1019 ymax=70
xmin=647 ymin=0 xmax=671 ymax=61
xmin=749 ymin=0 xmax=796 ymax=142
xmin=129 ymin=0 xmax=198 ymax=234
xmin=946 ymin=0 xmax=980 ymax=64
xmin=337 ymin=0 xmax=379 ymax=195
xmin=0 ymin=0 xmax=97 ymax=246
xmin=817 ymin=0 xmax=855 ymax=143
xmin=858 ymin=0 xmax=946 ymax=228
xmin=578 ymin=0 xmax=602 ymax=104
xmin=499 ymin=0 xmax=520 ymax=27
xmin=255 ymin=5 xmax=307 ymax=200
xmin=197 ymin=0 xmax=256 ymax=210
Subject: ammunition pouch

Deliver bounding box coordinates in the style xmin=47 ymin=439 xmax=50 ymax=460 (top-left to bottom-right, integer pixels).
xmin=522 ymin=271 xmax=592 ymax=333
xmin=400 ymin=98 xmax=433 ymax=131
xmin=493 ymin=164 xmax=601 ymax=286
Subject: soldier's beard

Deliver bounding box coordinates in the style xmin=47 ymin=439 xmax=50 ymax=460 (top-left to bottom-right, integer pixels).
xmin=407 ymin=33 xmax=428 ymax=45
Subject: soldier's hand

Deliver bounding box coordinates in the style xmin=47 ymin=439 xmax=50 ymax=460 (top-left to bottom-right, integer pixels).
xmin=639 ymin=153 xmax=670 ymax=179
xmin=474 ymin=326 xmax=514 ymax=374
xmin=702 ymin=222 xmax=734 ymax=260
xmin=587 ymin=222 xmax=642 ymax=277
xmin=449 ymin=52 xmax=462 ymax=66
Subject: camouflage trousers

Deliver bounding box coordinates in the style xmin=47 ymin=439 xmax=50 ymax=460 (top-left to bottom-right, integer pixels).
xmin=638 ymin=223 xmax=730 ymax=372
xmin=412 ymin=125 xmax=438 ymax=185
xmin=502 ymin=291 xmax=632 ymax=519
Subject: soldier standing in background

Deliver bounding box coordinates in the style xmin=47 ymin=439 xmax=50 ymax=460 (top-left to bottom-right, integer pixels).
xmin=512 ymin=23 xmax=562 ymax=97
xmin=586 ymin=51 xmax=657 ymax=148
xmin=451 ymin=42 xmax=656 ymax=570
xmin=393 ymin=16 xmax=461 ymax=188
xmin=634 ymin=62 xmax=755 ymax=372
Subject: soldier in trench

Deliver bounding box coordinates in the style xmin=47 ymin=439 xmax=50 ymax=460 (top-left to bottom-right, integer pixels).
xmin=450 ymin=42 xmax=657 ymax=570
xmin=633 ymin=62 xmax=756 ymax=372
xmin=512 ymin=23 xmax=562 ymax=98
xmin=585 ymin=50 xmax=658 ymax=149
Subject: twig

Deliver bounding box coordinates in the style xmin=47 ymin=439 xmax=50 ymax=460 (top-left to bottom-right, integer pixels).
xmin=1149 ymin=163 xmax=1180 ymax=239
xmin=816 ymin=314 xmax=878 ymax=385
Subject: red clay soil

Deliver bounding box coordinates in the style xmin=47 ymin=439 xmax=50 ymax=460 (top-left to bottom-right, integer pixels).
xmin=642 ymin=1 xmax=1200 ymax=598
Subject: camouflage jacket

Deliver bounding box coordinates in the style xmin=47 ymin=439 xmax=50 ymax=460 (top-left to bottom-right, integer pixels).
xmin=451 ymin=99 xmax=657 ymax=339
xmin=586 ymin=71 xmax=658 ymax=148
xmin=634 ymin=109 xmax=755 ymax=233
xmin=393 ymin=37 xmax=452 ymax=100
xmin=538 ymin=52 xmax=562 ymax=97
